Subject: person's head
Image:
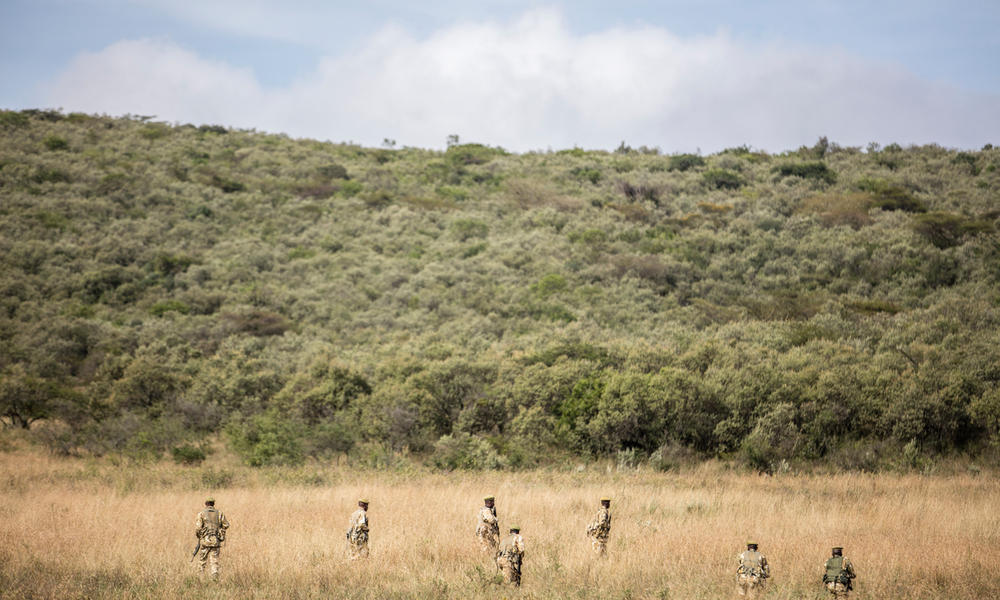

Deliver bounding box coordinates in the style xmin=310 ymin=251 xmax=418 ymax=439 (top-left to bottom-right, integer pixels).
xmin=205 ymin=497 xmax=215 ymax=507
xmin=484 ymin=495 xmax=495 ymax=508
xmin=832 ymin=546 xmax=843 ymax=556
xmin=747 ymin=541 xmax=758 ymax=551
xmin=359 ymin=498 xmax=369 ymax=509
xmin=600 ymin=496 xmax=611 ymax=507
xmin=509 ymin=525 xmax=520 ymax=534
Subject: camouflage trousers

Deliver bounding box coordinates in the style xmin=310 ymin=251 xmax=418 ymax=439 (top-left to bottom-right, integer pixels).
xmin=349 ymin=534 xmax=369 ymax=560
xmin=196 ymin=546 xmax=221 ymax=578
xmin=590 ymin=535 xmax=608 ymax=555
xmin=737 ymin=574 xmax=766 ymax=597
xmin=825 ymin=581 xmax=850 ymax=598
xmin=496 ymin=556 xmax=521 ymax=586
xmin=477 ymin=531 xmax=499 ymax=554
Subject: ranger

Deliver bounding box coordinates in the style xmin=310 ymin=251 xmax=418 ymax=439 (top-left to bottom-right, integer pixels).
xmin=193 ymin=497 xmax=230 ymax=580
xmin=496 ymin=524 xmax=525 ymax=586
xmin=475 ymin=495 xmax=500 ymax=552
xmin=347 ymin=498 xmax=370 ymax=559
xmin=736 ymin=541 xmax=770 ymax=597
xmin=585 ymin=497 xmax=612 ymax=555
xmin=822 ymin=546 xmax=857 ymax=598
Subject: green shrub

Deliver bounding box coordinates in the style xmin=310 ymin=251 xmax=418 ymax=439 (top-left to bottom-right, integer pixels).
xmin=450 ymin=218 xmax=488 ymax=240
xmin=171 ymin=444 xmax=206 ymax=465
xmin=431 ymin=433 xmax=506 ymax=470
xmin=43 ymin=136 xmax=68 ymax=151
xmin=226 ymin=410 xmax=305 ymax=467
xmin=339 ymin=180 xmax=363 ymax=196
xmin=198 ymin=124 xmax=228 ymax=135
xmin=0 ymin=110 xmax=30 ymax=128
xmin=912 ymin=212 xmax=993 ymax=249
xmin=773 ymin=162 xmax=837 ymax=184
xmin=149 ymin=300 xmax=190 ymax=316
xmin=570 ymin=166 xmax=602 ymax=184
xmin=953 ymin=152 xmax=980 ymax=175
xmin=445 ymin=143 xmax=505 ymax=166
xmin=317 ymin=164 xmax=349 ymax=180
xmin=220 ymin=310 xmax=290 ymax=337
xmin=620 ymin=182 xmax=661 ymax=204
xmin=210 ymin=174 xmax=245 ymax=193
xmin=856 ymin=178 xmax=926 ymax=212
xmin=139 ymin=123 xmax=171 ymax=140
xmin=31 ymin=167 xmax=71 ymax=184
xmin=533 ymin=273 xmax=568 ymax=297
xmin=702 ymin=168 xmax=743 ymax=190
xmin=668 ymin=153 xmax=705 ymax=172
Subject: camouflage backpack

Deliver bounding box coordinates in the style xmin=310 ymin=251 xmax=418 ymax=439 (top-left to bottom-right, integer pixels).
xmin=824 ymin=556 xmax=851 ymax=585
xmin=200 ymin=508 xmax=223 ymax=546
xmin=740 ymin=551 xmax=764 ymax=577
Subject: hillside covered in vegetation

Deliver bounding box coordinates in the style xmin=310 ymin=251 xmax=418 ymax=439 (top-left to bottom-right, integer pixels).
xmin=1 ymin=109 xmax=999 ymax=471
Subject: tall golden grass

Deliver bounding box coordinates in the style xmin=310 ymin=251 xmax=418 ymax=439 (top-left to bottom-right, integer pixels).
xmin=1 ymin=448 xmax=997 ymax=599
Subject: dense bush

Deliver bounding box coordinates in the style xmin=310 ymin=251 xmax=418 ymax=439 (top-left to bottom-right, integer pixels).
xmin=668 ymin=153 xmax=705 ymax=172
xmin=3 ymin=110 xmax=999 ymax=470
xmin=773 ymin=161 xmax=837 ymax=184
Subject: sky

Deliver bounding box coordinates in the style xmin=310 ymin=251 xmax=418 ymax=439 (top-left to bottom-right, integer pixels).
xmin=1 ymin=0 xmax=998 ymax=153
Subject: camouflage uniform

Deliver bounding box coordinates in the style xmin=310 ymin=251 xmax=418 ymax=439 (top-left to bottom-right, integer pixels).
xmin=347 ymin=503 xmax=369 ymax=559
xmin=823 ymin=551 xmax=856 ymax=598
xmin=475 ymin=502 xmax=499 ymax=553
xmin=194 ymin=503 xmax=230 ymax=579
xmin=496 ymin=530 xmax=525 ymax=586
xmin=736 ymin=546 xmax=770 ymax=597
xmin=585 ymin=502 xmax=612 ymax=555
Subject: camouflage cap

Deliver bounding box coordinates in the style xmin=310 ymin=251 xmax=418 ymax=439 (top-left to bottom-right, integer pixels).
xmin=358 ymin=498 xmax=369 ymax=504
xmin=509 ymin=524 xmax=520 ymax=531
xmin=832 ymin=546 xmax=843 ymax=551
xmin=484 ymin=495 xmax=495 ymax=502
xmin=600 ymin=497 xmax=611 ymax=502
xmin=205 ymin=496 xmax=215 ymax=504
xmin=746 ymin=541 xmax=758 ymax=547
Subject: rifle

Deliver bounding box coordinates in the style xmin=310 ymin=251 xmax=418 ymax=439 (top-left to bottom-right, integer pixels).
xmin=190 ymin=540 xmax=201 ymax=561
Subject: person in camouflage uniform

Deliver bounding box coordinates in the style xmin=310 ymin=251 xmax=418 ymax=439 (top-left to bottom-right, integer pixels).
xmin=475 ymin=495 xmax=500 ymax=553
xmin=585 ymin=497 xmax=612 ymax=555
xmin=194 ymin=497 xmax=230 ymax=580
xmin=346 ymin=499 xmax=370 ymax=559
xmin=736 ymin=541 xmax=770 ymax=597
xmin=496 ymin=524 xmax=525 ymax=586
xmin=822 ymin=547 xmax=856 ymax=598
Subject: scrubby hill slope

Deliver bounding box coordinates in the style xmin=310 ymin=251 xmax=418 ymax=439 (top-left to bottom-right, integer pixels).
xmin=1 ymin=109 xmax=999 ymax=470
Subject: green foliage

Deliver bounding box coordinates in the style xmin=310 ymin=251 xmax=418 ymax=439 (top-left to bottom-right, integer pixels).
xmin=149 ymin=300 xmax=190 ymax=316
xmin=31 ymin=167 xmax=71 ymax=184
xmin=857 ymin=178 xmax=926 ymax=212
xmin=445 ymin=143 xmax=505 ymax=166
xmin=450 ymin=218 xmax=488 ymax=240
xmin=953 ymin=152 xmax=981 ymax=176
xmin=171 ymin=443 xmax=207 ymax=465
xmin=43 ymin=135 xmax=68 ymax=151
xmin=317 ymin=163 xmax=349 ymax=180
xmin=431 ymin=432 xmax=506 ymax=470
xmin=3 ymin=114 xmax=999 ymax=470
xmin=570 ymin=166 xmax=602 ymax=184
xmin=226 ymin=409 xmax=305 ymax=466
xmin=0 ymin=110 xmax=30 ymax=128
xmin=668 ymin=153 xmax=705 ymax=172
xmin=702 ymin=168 xmax=743 ymax=190
xmin=912 ymin=212 xmax=993 ymax=249
xmin=533 ymin=273 xmax=568 ymax=297
xmin=774 ymin=161 xmax=837 ymax=184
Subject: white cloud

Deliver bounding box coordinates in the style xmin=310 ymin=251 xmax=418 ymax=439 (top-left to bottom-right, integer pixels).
xmin=46 ymin=9 xmax=1000 ymax=152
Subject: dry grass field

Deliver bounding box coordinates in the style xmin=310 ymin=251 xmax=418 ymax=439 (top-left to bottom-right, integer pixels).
xmin=1 ymin=447 xmax=998 ymax=600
